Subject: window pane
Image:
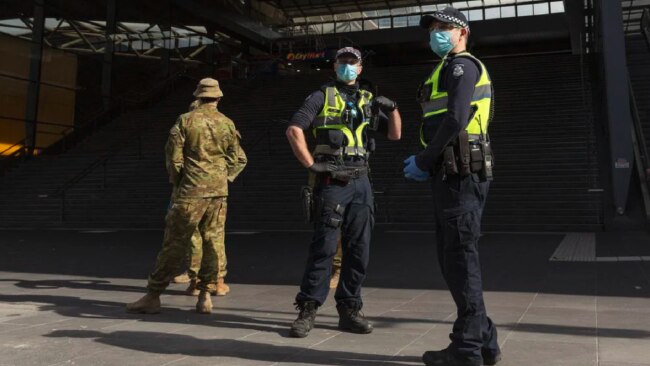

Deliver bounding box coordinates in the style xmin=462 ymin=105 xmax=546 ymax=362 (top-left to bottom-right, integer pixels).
xmin=533 ymin=3 xmax=549 ymax=15
xmin=469 ymin=9 xmax=483 ymax=21
xmin=377 ymin=18 xmax=391 ymax=29
xmin=393 ymin=16 xmax=408 ymax=28
xmin=363 ymin=19 xmax=379 ymax=30
xmin=501 ymin=6 xmax=516 ymax=18
xmin=550 ymin=1 xmax=565 ymax=13
xmin=485 ymin=7 xmax=500 ymax=19
xmin=517 ymin=4 xmax=534 ymax=16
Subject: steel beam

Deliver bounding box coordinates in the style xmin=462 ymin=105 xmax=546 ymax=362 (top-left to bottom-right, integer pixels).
xmin=598 ymin=0 xmax=634 ymax=215
xmin=102 ymin=0 xmax=117 ymax=110
xmin=24 ymin=0 xmax=45 ymax=157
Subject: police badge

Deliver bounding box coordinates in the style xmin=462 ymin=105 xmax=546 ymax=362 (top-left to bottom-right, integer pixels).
xmin=452 ymin=64 xmax=464 ymax=78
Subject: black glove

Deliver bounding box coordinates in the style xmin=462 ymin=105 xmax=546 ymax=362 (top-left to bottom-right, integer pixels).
xmin=308 ymin=162 xmax=338 ymax=173
xmin=373 ymin=96 xmax=397 ymax=112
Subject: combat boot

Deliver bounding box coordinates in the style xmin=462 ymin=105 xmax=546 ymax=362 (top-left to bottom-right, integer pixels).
xmin=185 ymin=279 xmax=200 ymax=296
xmin=422 ymin=348 xmax=482 ymax=366
xmin=482 ymin=348 xmax=502 ymax=365
xmin=195 ymin=290 xmax=213 ymax=314
xmin=172 ymin=271 xmax=191 ymax=284
xmin=336 ymin=301 xmax=373 ymax=334
xmin=126 ymin=292 xmax=161 ymax=314
xmin=289 ymin=301 xmax=318 ymax=338
xmin=329 ymin=268 xmax=341 ymax=289
xmin=216 ymin=278 xmax=230 ymax=296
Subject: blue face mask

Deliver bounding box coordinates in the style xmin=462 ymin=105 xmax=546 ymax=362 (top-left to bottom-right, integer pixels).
xmin=429 ymin=31 xmax=455 ymax=58
xmin=336 ymin=64 xmax=359 ymax=82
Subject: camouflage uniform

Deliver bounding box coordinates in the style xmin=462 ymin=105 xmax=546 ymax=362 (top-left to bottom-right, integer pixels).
xmin=174 ymin=99 xmax=228 ymax=286
xmin=147 ymin=81 xmax=247 ymax=294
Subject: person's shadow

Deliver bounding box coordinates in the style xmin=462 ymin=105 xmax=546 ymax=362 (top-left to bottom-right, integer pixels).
xmin=0 ymin=292 xmax=296 ymax=335
xmin=0 ymin=279 xmax=187 ymax=296
xmin=46 ymin=329 xmax=422 ymax=365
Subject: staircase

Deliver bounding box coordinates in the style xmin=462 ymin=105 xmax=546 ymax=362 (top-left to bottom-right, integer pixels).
xmin=0 ymin=52 xmax=604 ymax=231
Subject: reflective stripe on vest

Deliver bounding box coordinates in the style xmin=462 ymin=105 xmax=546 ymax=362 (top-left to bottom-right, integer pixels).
xmin=420 ymin=52 xmax=492 ymax=147
xmin=313 ymin=86 xmax=373 ymax=156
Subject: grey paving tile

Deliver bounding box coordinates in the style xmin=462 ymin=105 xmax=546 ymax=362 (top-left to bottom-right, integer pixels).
xmin=310 ymin=331 xmax=421 ymax=356
xmin=597 ymin=310 xmax=650 ymax=339
xmin=499 ymin=339 xmax=596 ymax=366
xmin=530 ymin=293 xmax=596 ymax=310
xmin=167 ymin=355 xmax=278 ymax=366
xmin=50 ymin=348 xmax=186 ymax=366
xmin=599 ymin=336 xmax=650 ymax=365
xmin=370 ymin=310 xmax=453 ymax=334
xmin=597 ymin=296 xmax=650 ymax=313
xmin=0 ymin=329 xmax=105 ymax=366
xmin=0 ymin=322 xmax=28 ymax=333
xmin=506 ymin=306 xmax=597 ymax=344
xmin=482 ymin=292 xmax=537 ymax=308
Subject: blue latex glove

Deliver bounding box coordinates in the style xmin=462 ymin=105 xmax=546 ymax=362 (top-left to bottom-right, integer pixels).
xmin=403 ymin=155 xmax=429 ymax=182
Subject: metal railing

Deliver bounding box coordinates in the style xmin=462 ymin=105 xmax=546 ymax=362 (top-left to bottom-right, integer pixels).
xmin=45 ymin=70 xmax=191 ymax=222
xmin=643 ymin=8 xmax=650 ymax=49
xmin=632 ymin=9 xmax=650 ymax=223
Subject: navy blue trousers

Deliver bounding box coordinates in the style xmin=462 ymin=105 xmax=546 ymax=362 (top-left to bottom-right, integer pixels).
xmin=432 ymin=172 xmax=499 ymax=361
xmin=296 ymin=175 xmax=374 ymax=306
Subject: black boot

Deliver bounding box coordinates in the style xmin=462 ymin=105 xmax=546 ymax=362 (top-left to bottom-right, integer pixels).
xmin=336 ymin=301 xmax=373 ymax=334
xmin=422 ymin=348 xmax=482 ymax=366
xmin=482 ymin=347 xmax=502 ymax=365
xmin=289 ymin=301 xmax=318 ymax=338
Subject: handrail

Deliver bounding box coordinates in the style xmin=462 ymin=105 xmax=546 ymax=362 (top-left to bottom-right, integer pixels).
xmin=642 ymin=8 xmax=650 ymax=50
xmin=51 ymin=152 xmax=114 ymax=198
xmin=629 ymin=78 xmax=650 ymax=224
xmin=43 ymin=70 xmax=190 ymax=222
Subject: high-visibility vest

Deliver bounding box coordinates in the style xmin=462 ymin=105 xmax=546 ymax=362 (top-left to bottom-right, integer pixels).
xmin=419 ymin=51 xmax=492 ymax=147
xmin=312 ymin=86 xmax=374 ymax=157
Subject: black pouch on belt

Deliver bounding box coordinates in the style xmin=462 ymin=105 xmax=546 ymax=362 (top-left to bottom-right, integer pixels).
xmin=470 ymin=143 xmax=483 ymax=173
xmin=300 ymin=186 xmax=314 ymax=223
xmin=479 ymin=141 xmax=494 ymax=182
xmin=443 ymin=146 xmax=459 ymax=176
xmin=457 ymin=131 xmax=471 ymax=177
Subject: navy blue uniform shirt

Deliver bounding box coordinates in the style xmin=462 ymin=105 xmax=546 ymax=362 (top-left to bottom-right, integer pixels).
xmin=289 ymin=80 xmax=389 ymax=135
xmin=415 ymin=53 xmax=481 ymax=170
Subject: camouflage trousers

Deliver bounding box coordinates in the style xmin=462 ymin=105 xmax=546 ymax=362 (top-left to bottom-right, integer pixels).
xmin=148 ymin=197 xmax=227 ymax=293
xmin=332 ymin=237 xmax=343 ymax=271
xmin=186 ymin=228 xmax=227 ymax=280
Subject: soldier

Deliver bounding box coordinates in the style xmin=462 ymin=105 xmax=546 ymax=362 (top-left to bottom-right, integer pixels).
xmin=330 ymin=239 xmax=343 ymax=289
xmin=171 ymin=100 xmax=231 ymax=297
xmin=126 ymin=78 xmax=247 ymax=314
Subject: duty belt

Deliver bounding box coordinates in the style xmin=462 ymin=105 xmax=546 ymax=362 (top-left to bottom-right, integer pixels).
xmin=328 ymin=166 xmax=369 ymax=182
xmin=313 ymin=144 xmax=368 ymax=157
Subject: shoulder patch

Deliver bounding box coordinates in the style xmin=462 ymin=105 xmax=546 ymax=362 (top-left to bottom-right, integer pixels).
xmin=452 ymin=64 xmax=464 ymax=78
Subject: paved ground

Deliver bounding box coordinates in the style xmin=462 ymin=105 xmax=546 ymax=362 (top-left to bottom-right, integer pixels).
xmin=1 ymin=229 xmax=650 ymax=366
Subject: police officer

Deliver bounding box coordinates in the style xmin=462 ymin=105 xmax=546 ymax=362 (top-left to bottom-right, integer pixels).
xmin=286 ymin=47 xmax=401 ymax=338
xmin=126 ymin=78 xmax=247 ymax=315
xmin=403 ymin=8 xmax=501 ymax=366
